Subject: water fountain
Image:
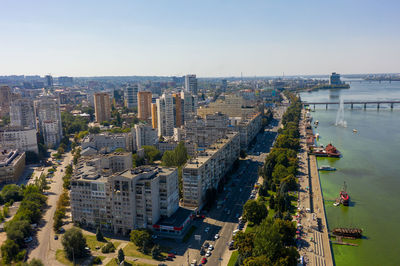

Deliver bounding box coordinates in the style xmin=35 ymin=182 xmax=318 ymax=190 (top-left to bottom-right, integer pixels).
xmin=335 ymin=98 xmax=347 ymax=127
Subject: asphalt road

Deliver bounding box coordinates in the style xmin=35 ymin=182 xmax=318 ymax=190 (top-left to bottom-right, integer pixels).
xmin=170 ymin=105 xmax=288 ymax=266
xmin=28 ymin=152 xmax=73 ymax=265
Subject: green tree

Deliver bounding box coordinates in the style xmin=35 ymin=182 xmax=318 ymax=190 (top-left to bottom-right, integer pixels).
xmin=243 ymin=200 xmax=268 ymax=225
xmin=234 ymin=231 xmax=255 ymax=259
xmin=161 ymin=151 xmax=175 ymax=167
xmin=130 ymin=230 xmax=152 ymax=253
xmin=61 ymin=227 xmax=87 ymax=260
xmin=96 ymin=227 xmax=104 ymax=241
xmin=1 ymin=239 xmax=19 ymax=264
xmin=101 ymin=242 xmax=115 ymax=253
xmin=27 ymin=258 xmax=45 ymax=266
xmin=151 ymin=244 xmax=161 ymax=259
xmin=118 ymin=248 xmax=125 ymax=263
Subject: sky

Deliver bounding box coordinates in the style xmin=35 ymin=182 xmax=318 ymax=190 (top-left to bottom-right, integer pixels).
xmin=0 ymin=0 xmax=399 ymax=77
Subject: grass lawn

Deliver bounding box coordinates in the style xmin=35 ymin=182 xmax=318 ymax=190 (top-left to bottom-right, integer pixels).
xmin=105 ymin=258 xmax=156 ymax=266
xmin=84 ymin=234 xmax=122 ymax=251
xmin=55 ymin=249 xmax=87 ymax=266
xmin=183 ymin=225 xmax=197 ymax=243
xmin=122 ymin=242 xmax=153 ymax=259
xmin=227 ymin=251 xmax=239 ymax=266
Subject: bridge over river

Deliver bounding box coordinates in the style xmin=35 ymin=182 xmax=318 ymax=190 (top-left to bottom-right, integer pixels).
xmin=302 ymin=100 xmax=400 ymax=110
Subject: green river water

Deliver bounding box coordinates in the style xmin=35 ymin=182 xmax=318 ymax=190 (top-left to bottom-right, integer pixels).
xmin=300 ymin=81 xmax=400 ymax=266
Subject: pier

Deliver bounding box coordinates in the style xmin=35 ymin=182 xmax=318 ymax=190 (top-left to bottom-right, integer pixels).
xmin=303 ymin=100 xmax=400 ymax=110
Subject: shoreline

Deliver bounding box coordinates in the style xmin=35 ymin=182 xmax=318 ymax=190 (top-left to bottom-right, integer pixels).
xmin=298 ymin=108 xmax=334 ymax=266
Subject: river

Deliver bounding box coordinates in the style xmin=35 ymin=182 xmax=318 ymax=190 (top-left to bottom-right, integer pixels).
xmin=300 ymin=80 xmax=400 ymax=266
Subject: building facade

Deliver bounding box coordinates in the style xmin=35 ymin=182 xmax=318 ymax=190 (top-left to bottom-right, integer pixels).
xmin=0 ymin=127 xmax=38 ymax=154
xmin=0 ymin=150 xmax=25 ymax=184
xmin=10 ymin=98 xmax=36 ymax=129
xmin=137 ymin=91 xmax=152 ymax=121
xmin=35 ymin=97 xmax=63 ymax=148
xmin=125 ymin=85 xmax=138 ymax=108
xmin=156 ymin=94 xmax=175 ymax=137
xmin=81 ymin=132 xmax=133 ymax=153
xmin=71 ymin=166 xmax=179 ymax=235
xmin=185 ymin=74 xmax=198 ymax=95
xmin=94 ymin=93 xmax=111 ymax=123
xmin=134 ymin=124 xmax=158 ymax=150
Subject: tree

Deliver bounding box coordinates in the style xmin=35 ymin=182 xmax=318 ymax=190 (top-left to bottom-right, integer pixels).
xmin=61 ymin=227 xmax=87 ymax=260
xmin=1 ymin=184 xmax=23 ymax=203
xmin=130 ymin=230 xmax=152 ymax=253
xmin=5 ymin=220 xmax=31 ymax=247
xmin=174 ymin=141 xmax=188 ymax=166
xmin=151 ymin=244 xmax=161 ymax=259
xmin=96 ymin=227 xmax=104 ymax=242
xmin=243 ymin=200 xmax=268 ymax=225
xmin=161 ymin=151 xmax=175 ymax=167
xmin=27 ymin=258 xmax=45 ymax=266
xmin=101 ymin=242 xmax=115 ymax=253
xmin=118 ymin=248 xmax=125 ymax=263
xmin=234 ymin=231 xmax=255 ymax=259
xmin=1 ymin=239 xmax=19 ymax=264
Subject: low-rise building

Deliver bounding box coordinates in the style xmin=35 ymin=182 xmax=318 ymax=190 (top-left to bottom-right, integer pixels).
xmin=0 ymin=150 xmax=25 ymax=184
xmin=182 ymin=132 xmax=240 ymax=209
xmin=81 ymin=132 xmax=133 ymax=153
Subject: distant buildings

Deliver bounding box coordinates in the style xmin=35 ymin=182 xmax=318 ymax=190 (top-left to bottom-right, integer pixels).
xmin=137 ymin=91 xmax=152 ymax=121
xmin=156 ymin=94 xmax=175 ymax=137
xmin=134 ymin=124 xmax=158 ymax=150
xmin=35 ymin=97 xmax=63 ymax=148
xmin=0 ymin=86 xmax=11 ymax=117
xmin=71 ymin=165 xmax=179 ymax=234
xmin=151 ymin=103 xmax=157 ymax=129
xmin=185 ymin=74 xmax=198 ymax=95
xmin=0 ymin=150 xmax=25 ymax=184
xmin=81 ymin=132 xmax=133 ymax=153
xmin=10 ymin=98 xmax=36 ymax=129
xmin=330 ymin=72 xmax=342 ymax=85
xmin=0 ymin=127 xmax=38 ymax=154
xmin=221 ymin=79 xmax=227 ymax=91
xmin=125 ymin=85 xmax=138 ymax=109
xmin=45 ymin=75 xmax=53 ymax=87
xmin=94 ymin=92 xmax=111 ymax=123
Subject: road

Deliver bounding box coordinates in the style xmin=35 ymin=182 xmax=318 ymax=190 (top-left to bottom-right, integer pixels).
xmin=28 ymin=152 xmax=73 ymax=265
xmin=168 ymin=104 xmax=287 ymax=266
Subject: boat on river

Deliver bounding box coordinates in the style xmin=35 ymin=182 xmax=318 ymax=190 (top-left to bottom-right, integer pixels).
xmin=318 ymin=165 xmax=336 ymax=171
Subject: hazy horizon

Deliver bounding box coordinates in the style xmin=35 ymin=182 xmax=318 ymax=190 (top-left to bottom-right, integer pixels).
xmin=1 ymin=0 xmax=399 ymax=77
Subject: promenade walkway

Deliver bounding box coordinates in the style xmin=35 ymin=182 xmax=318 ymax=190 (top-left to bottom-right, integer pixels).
xmin=298 ymin=109 xmax=334 ymax=266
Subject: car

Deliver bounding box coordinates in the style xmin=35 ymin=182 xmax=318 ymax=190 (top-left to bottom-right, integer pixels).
xmin=168 ymin=253 xmax=176 ymax=258
xmin=201 ymin=257 xmax=207 ymax=264
xmin=214 ymin=233 xmax=219 ymax=240
xmin=58 ymin=228 xmax=65 ymax=233
xmin=203 ymin=242 xmax=210 ymax=248
xmin=166 ymin=257 xmax=173 ymax=261
xmin=191 ymin=259 xmax=197 ymax=265
xmin=200 ymin=248 xmax=206 ymax=256
xmin=206 ymin=251 xmax=211 ymax=257
xmin=208 ymin=245 xmax=214 ymax=251
xmin=158 ymin=264 xmax=167 ymax=266
xmin=24 ymin=236 xmax=33 ymax=243
xmin=54 ymin=235 xmax=58 ymax=240
xmin=204 ymin=227 xmax=210 ymax=233
xmin=233 ymin=229 xmax=239 ymax=236
xmin=152 ymin=235 xmax=158 ymax=239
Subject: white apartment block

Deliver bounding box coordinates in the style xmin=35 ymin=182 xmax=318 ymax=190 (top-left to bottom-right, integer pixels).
xmin=71 ymin=166 xmax=179 ymax=235
xmin=184 ymin=74 xmax=198 ymax=95
xmin=35 ymin=97 xmax=63 ymax=148
xmin=10 ymin=98 xmax=36 ymax=129
xmin=0 ymin=127 xmax=38 ymax=154
xmin=180 ymin=91 xmax=198 ymax=123
xmin=81 ymin=132 xmax=133 ymax=153
xmin=156 ymin=93 xmax=175 ymax=137
xmin=78 ymin=152 xmax=133 ymax=173
xmin=230 ymin=112 xmax=262 ymax=149
xmin=182 ymin=131 xmax=240 ymax=209
xmin=134 ymin=124 xmax=158 ymax=150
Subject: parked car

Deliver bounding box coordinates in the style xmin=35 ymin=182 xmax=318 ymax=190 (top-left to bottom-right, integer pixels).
xmin=201 ymin=257 xmax=207 ymax=264
xmin=206 ymin=251 xmax=211 ymax=257
xmin=54 ymin=235 xmax=58 ymax=240
xmin=214 ymin=234 xmax=219 ymax=240
xmin=203 ymin=242 xmax=210 ymax=249
xmin=24 ymin=237 xmax=33 ymax=243
xmin=168 ymin=253 xmax=176 ymax=258
xmin=208 ymin=245 xmax=214 ymax=251
xmin=204 ymin=227 xmax=210 ymax=233
xmin=200 ymin=248 xmax=206 ymax=256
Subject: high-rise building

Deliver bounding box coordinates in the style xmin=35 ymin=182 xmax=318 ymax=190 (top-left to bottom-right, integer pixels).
xmin=185 ymin=74 xmax=198 ymax=95
xmin=125 ymin=85 xmax=138 ymax=108
xmin=137 ymin=91 xmax=152 ymax=121
xmin=45 ymin=75 xmax=53 ymax=87
xmin=0 ymin=86 xmax=11 ymax=117
xmin=156 ymin=94 xmax=175 ymax=137
xmin=180 ymin=91 xmax=198 ymax=123
xmin=173 ymin=93 xmax=183 ymax=127
xmin=10 ymin=99 xmax=36 ymax=129
xmin=94 ymin=93 xmax=111 ymax=123
xmin=221 ymin=79 xmax=227 ymax=91
xmin=151 ymin=103 xmax=157 ymax=129
xmin=134 ymin=124 xmax=158 ymax=149
xmin=35 ymin=97 xmax=63 ymax=148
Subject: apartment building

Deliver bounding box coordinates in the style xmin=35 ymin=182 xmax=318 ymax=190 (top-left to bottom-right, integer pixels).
xmin=94 ymin=93 xmax=111 ymax=123
xmin=137 ymin=91 xmax=152 ymax=121
xmin=35 ymin=96 xmax=63 ymax=148
xmin=81 ymin=132 xmax=133 ymax=153
xmin=10 ymin=98 xmax=36 ymax=129
xmin=78 ymin=152 xmax=133 ymax=173
xmin=184 ymin=74 xmax=198 ymax=95
xmin=156 ymin=94 xmax=175 ymax=137
xmin=182 ymin=131 xmax=240 ymax=209
xmin=0 ymin=126 xmax=38 ymax=154
xmin=71 ymin=166 xmax=179 ymax=235
xmin=125 ymin=85 xmax=138 ymax=108
xmin=230 ymin=112 xmax=262 ymax=149
xmin=134 ymin=124 xmax=158 ymax=150
xmin=0 ymin=150 xmax=25 ymax=184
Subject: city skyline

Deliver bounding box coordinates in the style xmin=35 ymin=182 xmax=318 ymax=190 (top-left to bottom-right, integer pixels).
xmin=1 ymin=0 xmax=400 ymax=77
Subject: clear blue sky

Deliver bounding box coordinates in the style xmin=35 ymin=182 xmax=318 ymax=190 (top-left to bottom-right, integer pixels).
xmin=1 ymin=0 xmax=399 ymax=77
